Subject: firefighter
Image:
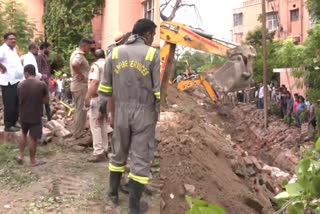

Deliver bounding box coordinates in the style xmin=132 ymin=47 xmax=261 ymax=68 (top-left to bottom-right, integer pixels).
xmin=98 ymin=19 xmax=159 ymax=214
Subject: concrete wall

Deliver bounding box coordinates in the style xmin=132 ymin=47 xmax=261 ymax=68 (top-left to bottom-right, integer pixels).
xmin=92 ymin=15 xmax=103 ymax=48
xmin=101 ymin=0 xmax=160 ymax=49
xmin=16 ymin=0 xmax=160 ymax=49
xmin=17 ymin=0 xmax=44 ymax=38
xmin=277 ymin=68 xmax=306 ymax=96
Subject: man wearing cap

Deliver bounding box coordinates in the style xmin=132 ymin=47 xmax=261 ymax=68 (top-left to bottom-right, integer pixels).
xmin=84 ymin=49 xmax=113 ymax=162
xmin=98 ymin=18 xmax=159 ymax=214
xmin=106 ymin=32 xmax=125 ymax=57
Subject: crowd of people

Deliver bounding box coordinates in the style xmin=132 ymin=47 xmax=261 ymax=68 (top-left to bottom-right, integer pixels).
xmin=0 ymin=18 xmax=159 ymax=213
xmin=255 ymin=83 xmax=317 ymax=130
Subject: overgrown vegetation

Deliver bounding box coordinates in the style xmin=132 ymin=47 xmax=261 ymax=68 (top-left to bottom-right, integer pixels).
xmin=0 ymin=0 xmax=35 ymax=53
xmin=185 ymin=195 xmax=225 ymax=214
xmin=244 ymin=27 xmax=281 ymax=83
xmin=0 ymin=143 xmax=60 ymax=187
xmin=175 ymin=50 xmax=226 ymax=77
xmin=43 ymin=0 xmax=105 ymax=73
xmin=274 ymin=139 xmax=320 ymax=213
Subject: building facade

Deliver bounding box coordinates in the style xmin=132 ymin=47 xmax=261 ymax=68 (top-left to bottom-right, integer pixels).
xmin=99 ymin=0 xmax=160 ymax=49
xmin=16 ymin=0 xmax=160 ymax=49
xmin=232 ymin=0 xmax=314 ymax=44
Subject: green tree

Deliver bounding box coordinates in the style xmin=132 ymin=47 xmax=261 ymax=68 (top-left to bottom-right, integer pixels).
xmin=0 ymin=0 xmax=35 ymax=53
xmin=298 ymin=24 xmax=320 ymax=103
xmin=306 ymin=0 xmax=320 ymax=20
xmin=245 ymin=27 xmax=280 ymax=83
xmin=43 ymin=0 xmax=105 ymax=64
xmin=176 ymin=50 xmax=225 ymax=75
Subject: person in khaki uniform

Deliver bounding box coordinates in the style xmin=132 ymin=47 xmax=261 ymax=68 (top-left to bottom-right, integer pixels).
xmin=70 ymin=39 xmax=91 ymax=139
xmin=98 ymin=19 xmax=159 ymax=214
xmin=84 ymin=49 xmax=112 ymax=162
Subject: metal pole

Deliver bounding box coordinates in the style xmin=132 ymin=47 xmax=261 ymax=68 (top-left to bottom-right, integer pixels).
xmin=262 ymin=0 xmax=268 ymax=130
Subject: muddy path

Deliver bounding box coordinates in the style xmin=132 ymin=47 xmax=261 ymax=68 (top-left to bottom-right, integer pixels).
xmin=0 ymin=140 xmax=160 ymax=214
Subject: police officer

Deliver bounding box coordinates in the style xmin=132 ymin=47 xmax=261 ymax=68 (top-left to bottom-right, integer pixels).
xmin=98 ymin=19 xmax=159 ymax=214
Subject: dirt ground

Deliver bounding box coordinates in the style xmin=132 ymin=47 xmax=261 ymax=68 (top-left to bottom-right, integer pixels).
xmin=159 ymin=85 xmax=293 ymax=214
xmin=0 ymin=138 xmax=160 ymax=214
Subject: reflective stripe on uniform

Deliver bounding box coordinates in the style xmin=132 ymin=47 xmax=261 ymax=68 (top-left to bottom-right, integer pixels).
xmin=112 ymin=47 xmax=119 ymax=60
xmin=154 ymin=92 xmax=160 ymax=100
xmin=145 ymin=47 xmax=157 ymax=62
xmin=128 ymin=172 xmax=149 ymax=184
xmin=109 ymin=163 xmax=126 ymax=172
xmin=98 ymin=83 xmax=113 ymax=93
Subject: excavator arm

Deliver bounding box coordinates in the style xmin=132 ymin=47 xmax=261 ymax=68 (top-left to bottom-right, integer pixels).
xmin=160 ymin=21 xmax=256 ymax=102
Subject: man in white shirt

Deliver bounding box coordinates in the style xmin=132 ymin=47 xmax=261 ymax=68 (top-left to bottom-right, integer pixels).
xmin=21 ymin=43 xmax=42 ymax=80
xmin=0 ymin=32 xmax=24 ymax=132
xmin=56 ymin=76 xmax=63 ymax=100
xmin=258 ymin=83 xmax=271 ymax=109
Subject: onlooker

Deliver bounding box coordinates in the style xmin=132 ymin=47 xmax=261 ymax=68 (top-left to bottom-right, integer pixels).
xmin=0 ymin=32 xmax=24 ymax=132
xmin=70 ymin=39 xmax=91 ymax=139
xmin=16 ymin=64 xmax=48 ymax=166
xmin=62 ymin=74 xmax=72 ymax=103
xmin=308 ymin=102 xmax=316 ymax=130
xmin=56 ymin=75 xmax=63 ymax=100
xmin=305 ymin=95 xmax=310 ymax=110
xmin=36 ymin=42 xmax=52 ymax=121
xmin=48 ymin=76 xmax=57 ymax=97
xmin=36 ymin=42 xmax=51 ymax=84
xmin=257 ymin=83 xmax=264 ymax=109
xmin=296 ymin=96 xmax=307 ymax=128
xmin=286 ymin=92 xmax=294 ymax=117
xmin=280 ymin=88 xmax=288 ymax=118
xmin=85 ymin=49 xmax=112 ymax=162
xmin=293 ymin=93 xmax=299 ymax=114
xmin=21 ymin=43 xmax=42 ymax=79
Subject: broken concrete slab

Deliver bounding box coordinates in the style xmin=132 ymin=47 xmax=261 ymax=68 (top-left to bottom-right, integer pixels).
xmin=46 ymin=120 xmax=72 ymax=139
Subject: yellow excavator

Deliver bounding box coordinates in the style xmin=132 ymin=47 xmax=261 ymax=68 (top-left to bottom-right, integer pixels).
xmin=160 ymin=21 xmax=257 ymax=103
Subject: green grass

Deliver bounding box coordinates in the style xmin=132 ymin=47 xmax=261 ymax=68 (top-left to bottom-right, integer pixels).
xmin=0 ymin=143 xmax=19 ymax=166
xmin=0 ymin=143 xmax=62 ymax=187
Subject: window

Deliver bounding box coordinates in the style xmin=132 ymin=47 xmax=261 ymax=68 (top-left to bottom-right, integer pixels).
xmin=290 ymin=9 xmax=299 ymax=22
xmin=143 ymin=0 xmax=154 ymax=21
xmin=233 ymin=13 xmax=243 ymax=26
xmin=267 ymin=12 xmax=278 ymax=31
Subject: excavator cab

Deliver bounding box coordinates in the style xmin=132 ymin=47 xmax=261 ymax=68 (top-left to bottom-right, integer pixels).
xmin=160 ymin=21 xmax=257 ymax=102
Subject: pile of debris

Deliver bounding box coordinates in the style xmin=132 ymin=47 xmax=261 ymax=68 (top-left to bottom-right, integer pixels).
xmin=160 ymin=85 xmax=284 ymax=214
xmin=229 ymin=104 xmax=308 ymax=173
xmin=0 ymin=97 xmax=80 ymax=144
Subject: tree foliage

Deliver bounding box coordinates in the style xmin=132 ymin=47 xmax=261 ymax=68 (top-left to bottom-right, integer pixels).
xmin=175 ymin=50 xmax=226 ymax=76
xmin=306 ymin=0 xmax=320 ymax=21
xmin=274 ymin=139 xmax=320 ymax=214
xmin=245 ymin=27 xmax=280 ymax=83
xmin=43 ymin=0 xmax=105 ymax=64
xmin=0 ymin=0 xmax=35 ymax=53
xmin=245 ymin=27 xmax=275 ymax=46
xmin=299 ymin=24 xmax=320 ymax=103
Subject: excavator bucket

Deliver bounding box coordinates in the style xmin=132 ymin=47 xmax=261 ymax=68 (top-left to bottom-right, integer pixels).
xmin=205 ymin=45 xmax=256 ymax=93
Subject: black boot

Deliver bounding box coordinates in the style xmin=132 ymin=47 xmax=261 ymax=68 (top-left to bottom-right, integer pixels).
xmin=120 ymin=182 xmax=129 ymax=194
xmin=107 ymin=171 xmax=122 ymax=206
xmin=128 ymin=179 xmax=148 ymax=214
